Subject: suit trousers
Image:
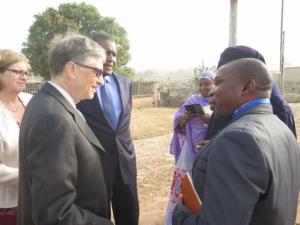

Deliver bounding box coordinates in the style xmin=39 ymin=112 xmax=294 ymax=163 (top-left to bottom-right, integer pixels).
xmin=111 ymin=154 xmax=139 ymax=225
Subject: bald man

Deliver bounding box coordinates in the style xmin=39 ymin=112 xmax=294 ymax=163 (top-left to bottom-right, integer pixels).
xmin=172 ymin=58 xmax=300 ymax=225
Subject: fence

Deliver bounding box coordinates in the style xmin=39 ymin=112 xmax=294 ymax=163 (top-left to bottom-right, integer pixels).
xmin=132 ymin=81 xmax=158 ymax=97
xmin=24 ymin=82 xmax=44 ymax=95
xmin=23 ymin=80 xmax=300 ymax=110
xmin=25 ymin=81 xmax=158 ymax=95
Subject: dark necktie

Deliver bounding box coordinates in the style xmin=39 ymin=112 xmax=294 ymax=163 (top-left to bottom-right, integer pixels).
xmin=101 ymin=80 xmax=118 ymax=129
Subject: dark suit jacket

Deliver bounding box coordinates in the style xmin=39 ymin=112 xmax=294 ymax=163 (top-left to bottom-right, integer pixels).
xmin=77 ymin=73 xmax=137 ymax=185
xmin=18 ymin=82 xmax=113 ymax=225
xmin=173 ymin=104 xmax=300 ymax=225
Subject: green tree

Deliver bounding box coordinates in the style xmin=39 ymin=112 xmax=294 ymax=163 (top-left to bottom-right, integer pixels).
xmin=22 ymin=2 xmax=134 ymax=80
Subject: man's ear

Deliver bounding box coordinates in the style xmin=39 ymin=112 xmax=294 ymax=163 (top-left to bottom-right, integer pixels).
xmin=64 ymin=61 xmax=77 ymax=79
xmin=241 ymin=79 xmax=255 ymax=96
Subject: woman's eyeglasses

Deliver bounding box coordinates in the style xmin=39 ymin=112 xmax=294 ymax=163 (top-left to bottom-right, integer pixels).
xmin=73 ymin=61 xmax=103 ymax=78
xmin=5 ymin=68 xmax=30 ymax=77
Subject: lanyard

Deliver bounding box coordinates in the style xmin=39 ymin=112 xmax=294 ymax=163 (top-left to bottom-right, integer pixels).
xmin=232 ymin=98 xmax=271 ymax=121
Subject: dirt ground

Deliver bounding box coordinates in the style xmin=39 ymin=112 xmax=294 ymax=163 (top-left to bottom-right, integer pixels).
xmin=131 ymin=104 xmax=300 ymax=225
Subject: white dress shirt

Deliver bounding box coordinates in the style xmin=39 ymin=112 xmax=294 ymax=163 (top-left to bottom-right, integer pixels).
xmin=48 ymin=81 xmax=86 ymax=121
xmin=0 ymin=92 xmax=32 ymax=208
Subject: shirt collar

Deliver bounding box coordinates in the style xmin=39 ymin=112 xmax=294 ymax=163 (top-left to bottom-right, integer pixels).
xmin=47 ymin=81 xmax=76 ymax=109
xmin=231 ymin=97 xmax=271 ymax=121
xmin=104 ymin=75 xmax=112 ymax=83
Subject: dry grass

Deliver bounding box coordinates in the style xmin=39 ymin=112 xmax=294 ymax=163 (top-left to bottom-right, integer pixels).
xmin=131 ymin=105 xmax=300 ymax=225
xmin=131 ymin=107 xmax=177 ymax=140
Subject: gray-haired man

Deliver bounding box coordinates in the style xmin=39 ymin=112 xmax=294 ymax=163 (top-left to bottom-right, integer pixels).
xmin=18 ymin=34 xmax=113 ymax=225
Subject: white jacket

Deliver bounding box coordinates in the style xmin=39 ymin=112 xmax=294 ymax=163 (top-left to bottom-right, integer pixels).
xmin=0 ymin=92 xmax=32 ymax=208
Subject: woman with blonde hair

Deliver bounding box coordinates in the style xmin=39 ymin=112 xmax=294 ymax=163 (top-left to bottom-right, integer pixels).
xmin=0 ymin=49 xmax=32 ymax=225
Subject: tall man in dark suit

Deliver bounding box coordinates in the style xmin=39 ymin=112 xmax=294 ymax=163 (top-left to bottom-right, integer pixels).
xmin=18 ymin=34 xmax=114 ymax=225
xmin=172 ymin=58 xmax=300 ymax=225
xmin=77 ymin=34 xmax=139 ymax=225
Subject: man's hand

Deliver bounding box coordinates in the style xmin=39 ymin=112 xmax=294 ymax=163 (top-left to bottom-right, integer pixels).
xmin=198 ymin=114 xmax=211 ymax=125
xmin=195 ymin=140 xmax=210 ymax=151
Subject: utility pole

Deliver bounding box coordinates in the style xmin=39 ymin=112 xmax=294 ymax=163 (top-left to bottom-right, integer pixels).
xmin=279 ymin=0 xmax=285 ymax=95
xmin=229 ymin=0 xmax=238 ymax=46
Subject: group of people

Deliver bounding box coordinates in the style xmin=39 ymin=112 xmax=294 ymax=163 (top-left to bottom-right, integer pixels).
xmin=0 ymin=34 xmax=138 ymax=225
xmin=167 ymin=46 xmax=299 ymax=225
xmin=0 ymin=32 xmax=299 ymax=225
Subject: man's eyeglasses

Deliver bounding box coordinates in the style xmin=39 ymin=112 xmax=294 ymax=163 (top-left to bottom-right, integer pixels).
xmin=73 ymin=61 xmax=103 ymax=78
xmin=5 ymin=68 xmax=30 ymax=77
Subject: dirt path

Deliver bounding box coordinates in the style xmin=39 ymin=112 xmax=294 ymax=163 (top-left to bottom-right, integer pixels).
xmin=135 ymin=134 xmax=174 ymax=225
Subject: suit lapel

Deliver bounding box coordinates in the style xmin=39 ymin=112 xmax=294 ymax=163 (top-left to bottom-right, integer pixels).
xmin=42 ymin=83 xmax=106 ymax=152
xmin=91 ymin=92 xmax=105 ymax=116
xmin=73 ymin=112 xmax=106 ymax=152
xmin=91 ymin=89 xmax=114 ymax=131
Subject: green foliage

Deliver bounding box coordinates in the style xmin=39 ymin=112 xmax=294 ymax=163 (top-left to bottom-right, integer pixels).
xmin=22 ymin=2 xmax=134 ymax=80
xmin=116 ymin=66 xmax=135 ymax=80
xmin=194 ymin=60 xmax=217 ymax=78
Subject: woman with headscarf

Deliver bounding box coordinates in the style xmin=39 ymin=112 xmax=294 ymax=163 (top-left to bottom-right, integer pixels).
xmin=0 ymin=49 xmax=32 ymax=225
xmin=165 ymin=71 xmax=215 ymax=225
xmin=203 ymin=45 xmax=296 ymax=141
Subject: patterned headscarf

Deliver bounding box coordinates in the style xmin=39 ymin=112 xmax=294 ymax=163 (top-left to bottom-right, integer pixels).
xmin=198 ymin=71 xmax=216 ymax=81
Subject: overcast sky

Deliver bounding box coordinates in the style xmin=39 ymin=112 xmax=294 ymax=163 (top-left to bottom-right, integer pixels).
xmin=1 ymin=0 xmax=299 ymax=71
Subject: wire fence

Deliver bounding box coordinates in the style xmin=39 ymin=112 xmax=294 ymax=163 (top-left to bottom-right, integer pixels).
xmin=25 ymin=81 xmax=159 ymax=96
xmin=132 ymin=81 xmax=157 ymax=96
xmin=24 ymin=80 xmax=300 ymax=106
xmin=24 ymin=82 xmax=44 ymax=95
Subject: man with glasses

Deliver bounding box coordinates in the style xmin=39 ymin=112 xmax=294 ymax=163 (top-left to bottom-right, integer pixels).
xmin=73 ymin=61 xmax=104 ymax=80
xmin=18 ymin=34 xmax=114 ymax=225
xmin=77 ymin=33 xmax=139 ymax=225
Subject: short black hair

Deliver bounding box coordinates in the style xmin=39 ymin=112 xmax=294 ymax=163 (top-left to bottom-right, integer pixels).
xmin=220 ymin=58 xmax=272 ymax=91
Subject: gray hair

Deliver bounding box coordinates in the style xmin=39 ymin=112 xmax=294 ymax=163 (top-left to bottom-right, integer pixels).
xmin=48 ymin=34 xmax=106 ymax=77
